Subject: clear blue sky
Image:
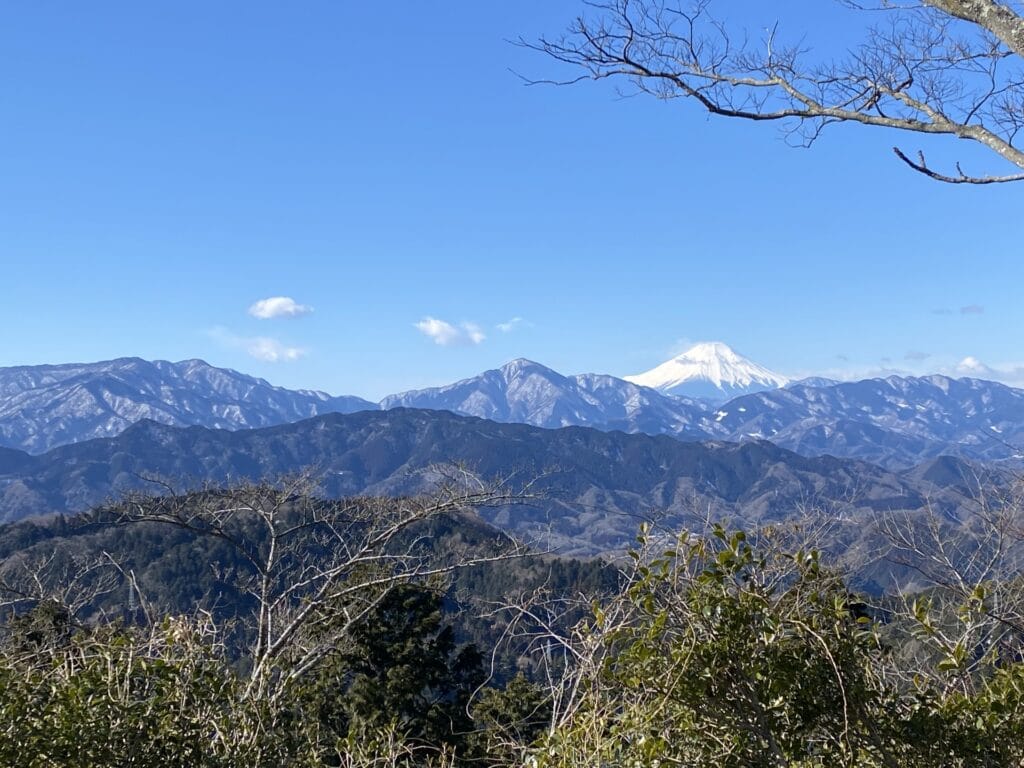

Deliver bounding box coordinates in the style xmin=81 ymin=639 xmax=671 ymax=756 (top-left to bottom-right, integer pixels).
xmin=1 ymin=1 xmax=1020 ymax=398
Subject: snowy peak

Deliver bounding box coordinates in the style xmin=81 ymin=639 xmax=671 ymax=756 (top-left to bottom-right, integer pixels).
xmin=624 ymin=342 xmax=789 ymax=401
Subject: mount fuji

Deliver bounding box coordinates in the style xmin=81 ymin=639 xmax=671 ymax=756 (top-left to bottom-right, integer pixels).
xmin=5 ymin=348 xmax=1024 ymax=470
xmin=625 ymin=342 xmax=790 ymax=401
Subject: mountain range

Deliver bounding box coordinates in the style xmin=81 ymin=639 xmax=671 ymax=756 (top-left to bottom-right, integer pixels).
xmin=2 ymin=345 xmax=1023 ymax=470
xmin=0 ymin=408 xmax=981 ymax=554
xmin=0 ymin=358 xmax=375 ymax=453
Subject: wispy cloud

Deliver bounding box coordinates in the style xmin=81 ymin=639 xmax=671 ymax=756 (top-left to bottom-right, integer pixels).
xmin=248 ymin=296 xmax=313 ymax=320
xmin=945 ymin=356 xmax=1024 ymax=385
xmin=496 ymin=316 xmax=527 ymax=333
xmin=414 ymin=316 xmax=486 ymax=347
xmin=807 ymin=356 xmax=1024 ymax=388
xmin=904 ymin=350 xmax=930 ymax=361
xmin=246 ymin=337 xmax=306 ymax=362
xmin=208 ymin=327 xmax=306 ymax=363
xmin=931 ymin=305 xmax=985 ymax=317
xmin=791 ymin=363 xmax=909 ymax=383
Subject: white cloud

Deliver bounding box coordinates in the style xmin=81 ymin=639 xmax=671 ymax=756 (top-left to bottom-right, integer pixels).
xmin=945 ymin=356 xmax=1024 ymax=386
xmin=496 ymin=317 xmax=527 ymax=333
xmin=414 ymin=316 xmax=486 ymax=347
xmin=792 ymin=364 xmax=909 ymax=383
xmin=955 ymin=356 xmax=992 ymax=376
xmin=246 ymin=337 xmax=306 ymax=362
xmin=208 ymin=327 xmax=306 ymax=363
xmin=248 ymin=296 xmax=313 ymax=320
xmin=794 ymin=355 xmax=1024 ymax=389
xmin=463 ymin=322 xmax=486 ymax=345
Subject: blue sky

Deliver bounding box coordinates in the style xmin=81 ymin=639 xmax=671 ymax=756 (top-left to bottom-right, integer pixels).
xmin=1 ymin=1 xmax=1020 ymax=398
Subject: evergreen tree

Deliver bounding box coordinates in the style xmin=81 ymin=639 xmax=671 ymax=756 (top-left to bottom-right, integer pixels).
xmin=313 ymin=584 xmax=485 ymax=755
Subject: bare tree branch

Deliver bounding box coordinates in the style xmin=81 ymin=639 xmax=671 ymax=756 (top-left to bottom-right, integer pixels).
xmin=531 ymin=0 xmax=1024 ymax=182
xmin=99 ymin=468 xmax=538 ymax=703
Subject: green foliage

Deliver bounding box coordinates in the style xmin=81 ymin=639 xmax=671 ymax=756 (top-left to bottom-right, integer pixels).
xmin=310 ymin=584 xmax=485 ymax=757
xmin=470 ymin=674 xmax=552 ymax=764
xmin=533 ymin=525 xmax=1024 ymax=768
xmin=0 ymin=613 xmax=297 ymax=768
xmin=6 ymin=505 xmax=1024 ymax=767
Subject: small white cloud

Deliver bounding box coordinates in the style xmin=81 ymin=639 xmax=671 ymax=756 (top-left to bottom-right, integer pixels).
xmin=463 ymin=322 xmax=486 ymax=345
xmin=208 ymin=327 xmax=306 ymax=363
xmin=246 ymin=337 xmax=306 ymax=362
xmin=937 ymin=357 xmax=1024 ymax=386
xmin=956 ymin=356 xmax=991 ymax=375
xmin=415 ymin=317 xmax=460 ymax=346
xmin=248 ymin=296 xmax=313 ymax=320
xmin=496 ymin=317 xmax=527 ymax=333
xmin=960 ymin=305 xmax=985 ymax=315
xmin=414 ymin=316 xmax=486 ymax=347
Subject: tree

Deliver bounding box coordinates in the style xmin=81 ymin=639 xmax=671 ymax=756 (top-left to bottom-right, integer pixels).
xmin=311 ymin=583 xmax=485 ymax=755
xmin=533 ymin=0 xmax=1024 ymax=183
xmin=0 ymin=472 xmax=537 ymax=767
xmin=100 ymin=471 xmax=531 ymax=706
xmin=525 ymin=522 xmax=1024 ymax=767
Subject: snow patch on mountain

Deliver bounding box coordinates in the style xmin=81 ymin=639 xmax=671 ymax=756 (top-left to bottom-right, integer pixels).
xmin=624 ymin=342 xmax=789 ymax=401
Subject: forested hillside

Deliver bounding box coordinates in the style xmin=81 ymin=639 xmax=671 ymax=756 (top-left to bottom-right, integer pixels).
xmin=2 ymin=481 xmax=1023 ymax=766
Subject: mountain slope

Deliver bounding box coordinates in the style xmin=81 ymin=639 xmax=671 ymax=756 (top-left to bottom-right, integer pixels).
xmin=4 ymin=356 xmax=1024 ymax=470
xmin=625 ymin=342 xmax=790 ymax=400
xmin=381 ymin=359 xmax=710 ymax=438
xmin=0 ymin=358 xmax=376 ymax=453
xmin=705 ymin=375 xmax=1024 ymax=468
xmin=0 ymin=409 xmax=939 ymax=553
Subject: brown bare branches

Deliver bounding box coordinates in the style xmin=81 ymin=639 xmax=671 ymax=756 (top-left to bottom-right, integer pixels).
xmin=531 ymin=0 xmax=1024 ymax=182
xmin=873 ymin=476 xmax=1024 ymax=690
xmin=101 ymin=468 xmax=536 ymax=703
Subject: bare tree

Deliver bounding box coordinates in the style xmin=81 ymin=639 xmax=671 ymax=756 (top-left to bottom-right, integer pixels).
xmin=531 ymin=0 xmax=1024 ymax=183
xmin=873 ymin=476 xmax=1024 ymax=692
xmin=0 ymin=549 xmax=122 ymax=627
xmin=100 ymin=469 xmax=536 ymax=704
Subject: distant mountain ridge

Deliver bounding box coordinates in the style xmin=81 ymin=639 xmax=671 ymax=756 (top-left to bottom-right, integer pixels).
xmin=2 ymin=353 xmax=1023 ymax=469
xmin=705 ymin=375 xmax=1024 ymax=468
xmin=0 ymin=409 xmax=958 ymax=554
xmin=0 ymin=358 xmax=375 ymax=453
xmin=381 ymin=361 xmax=1024 ymax=468
xmin=381 ymin=358 xmax=708 ymax=438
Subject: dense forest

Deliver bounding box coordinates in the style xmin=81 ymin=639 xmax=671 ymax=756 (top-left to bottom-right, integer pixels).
xmin=1 ymin=478 xmax=1024 ymax=767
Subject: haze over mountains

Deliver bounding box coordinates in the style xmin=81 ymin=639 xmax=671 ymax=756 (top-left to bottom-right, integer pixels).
xmin=2 ymin=343 xmax=1022 ymax=470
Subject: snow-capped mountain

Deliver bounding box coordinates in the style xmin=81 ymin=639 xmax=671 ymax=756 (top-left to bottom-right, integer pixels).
xmin=4 ymin=353 xmax=1024 ymax=471
xmin=380 ymin=358 xmax=709 ymax=438
xmin=625 ymin=342 xmax=790 ymax=401
xmin=698 ymin=374 xmax=1024 ymax=469
xmin=0 ymin=358 xmax=376 ymax=453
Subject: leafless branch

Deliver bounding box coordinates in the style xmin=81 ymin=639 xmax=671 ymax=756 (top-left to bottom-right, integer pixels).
xmin=530 ymin=0 xmax=1024 ymax=182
